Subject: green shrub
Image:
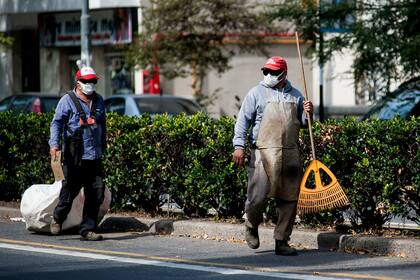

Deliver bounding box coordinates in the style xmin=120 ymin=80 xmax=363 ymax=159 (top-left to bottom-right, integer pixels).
xmin=299 ymin=117 xmax=419 ymax=231
xmin=0 ymin=111 xmax=54 ymax=200
xmin=103 ymin=113 xmax=248 ymax=218
xmin=103 ymin=114 xmax=161 ymax=212
xmin=168 ymin=115 xmax=248 ymax=218
xmin=0 ymin=111 xmax=418 ymax=231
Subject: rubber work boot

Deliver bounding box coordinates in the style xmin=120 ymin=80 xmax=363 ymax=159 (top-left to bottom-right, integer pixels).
xmin=245 ymin=226 xmax=260 ymax=249
xmin=50 ymin=218 xmax=61 ymax=235
xmin=275 ymin=240 xmax=297 ymax=256
xmin=80 ymin=232 xmax=103 ymax=241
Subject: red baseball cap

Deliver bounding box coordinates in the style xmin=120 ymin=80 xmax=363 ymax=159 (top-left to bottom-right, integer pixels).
xmin=76 ymin=66 xmax=99 ymax=80
xmin=261 ymin=56 xmax=287 ymax=71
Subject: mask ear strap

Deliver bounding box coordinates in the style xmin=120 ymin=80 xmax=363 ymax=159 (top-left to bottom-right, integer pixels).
xmin=279 ymin=74 xmax=287 ymax=82
xmin=277 ymin=70 xmax=287 ymax=82
xmin=276 ymin=70 xmax=285 ymax=77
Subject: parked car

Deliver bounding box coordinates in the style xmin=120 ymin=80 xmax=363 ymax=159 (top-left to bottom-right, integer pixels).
xmin=104 ymin=94 xmax=202 ymax=116
xmin=361 ymin=77 xmax=420 ymax=120
xmin=0 ymin=93 xmax=61 ymax=114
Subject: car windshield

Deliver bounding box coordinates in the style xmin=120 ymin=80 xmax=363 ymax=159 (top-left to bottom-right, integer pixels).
xmin=0 ymin=96 xmax=13 ymax=111
xmin=161 ymin=98 xmax=201 ymax=114
xmin=368 ymin=89 xmax=420 ymax=119
xmin=135 ymin=97 xmax=201 ymax=115
xmin=10 ymin=96 xmax=36 ymax=112
xmin=41 ymin=97 xmax=60 ymax=112
xmin=135 ymin=98 xmax=161 ymax=114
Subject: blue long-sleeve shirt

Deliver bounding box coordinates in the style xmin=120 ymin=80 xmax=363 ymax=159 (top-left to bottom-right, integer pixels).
xmin=233 ymin=80 xmax=307 ymax=149
xmin=49 ymin=90 xmax=106 ymax=160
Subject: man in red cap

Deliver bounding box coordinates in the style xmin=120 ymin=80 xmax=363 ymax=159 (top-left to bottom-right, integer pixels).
xmin=232 ymin=56 xmax=313 ymax=255
xmin=49 ymin=66 xmax=107 ymax=241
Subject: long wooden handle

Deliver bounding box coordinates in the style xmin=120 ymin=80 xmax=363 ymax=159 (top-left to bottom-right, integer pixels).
xmin=295 ymin=32 xmax=316 ymax=160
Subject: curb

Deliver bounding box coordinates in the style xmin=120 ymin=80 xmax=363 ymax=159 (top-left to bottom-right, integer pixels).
xmin=339 ymin=235 xmax=418 ymax=259
xmin=0 ymin=206 xmax=21 ymax=219
xmin=1 ymin=206 xmax=418 ymax=260
xmin=140 ymin=217 xmax=419 ymax=260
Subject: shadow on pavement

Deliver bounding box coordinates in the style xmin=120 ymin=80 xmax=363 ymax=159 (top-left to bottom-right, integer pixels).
xmin=98 ymin=217 xmax=150 ymax=233
xmin=199 ymin=249 xmax=371 ymax=268
xmin=197 ymin=245 xmax=418 ymax=277
xmin=98 ymin=217 xmax=177 ymax=235
xmin=103 ymin=232 xmax=158 ymax=241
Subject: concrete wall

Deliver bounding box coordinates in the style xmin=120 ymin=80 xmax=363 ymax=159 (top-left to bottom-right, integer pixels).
xmin=311 ymin=50 xmax=355 ymax=107
xmin=160 ymin=43 xmax=314 ymax=117
xmin=39 ymin=48 xmax=61 ymax=94
xmin=39 ymin=46 xmax=108 ymax=96
xmin=91 ymin=46 xmax=106 ymax=95
xmin=158 ymin=41 xmax=369 ymax=119
xmin=0 ymin=45 xmax=13 ymax=98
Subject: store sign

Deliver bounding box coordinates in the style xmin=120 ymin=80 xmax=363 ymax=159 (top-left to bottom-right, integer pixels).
xmin=39 ymin=8 xmax=132 ymax=47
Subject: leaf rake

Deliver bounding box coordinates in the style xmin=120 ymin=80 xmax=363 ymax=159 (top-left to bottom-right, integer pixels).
xmin=295 ymin=32 xmax=349 ymax=214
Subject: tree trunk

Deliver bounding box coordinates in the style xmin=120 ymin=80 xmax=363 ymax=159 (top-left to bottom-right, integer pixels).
xmin=191 ymin=55 xmax=199 ymax=97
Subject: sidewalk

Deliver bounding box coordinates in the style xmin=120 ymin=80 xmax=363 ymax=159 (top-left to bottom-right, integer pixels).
xmin=1 ymin=205 xmax=419 ymax=261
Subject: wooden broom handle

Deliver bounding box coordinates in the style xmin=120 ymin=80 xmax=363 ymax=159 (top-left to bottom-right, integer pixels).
xmin=295 ymin=32 xmax=316 ymax=160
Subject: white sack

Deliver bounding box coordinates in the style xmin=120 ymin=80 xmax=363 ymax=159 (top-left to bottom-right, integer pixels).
xmin=20 ymin=180 xmax=112 ymax=233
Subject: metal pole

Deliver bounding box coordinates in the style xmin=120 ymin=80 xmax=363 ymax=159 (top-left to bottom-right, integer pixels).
xmin=319 ymin=31 xmax=325 ymax=122
xmin=80 ymin=0 xmax=91 ymax=67
xmin=318 ymin=0 xmax=325 ymax=122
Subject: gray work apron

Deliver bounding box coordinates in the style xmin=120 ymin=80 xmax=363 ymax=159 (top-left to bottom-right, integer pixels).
xmin=255 ymin=96 xmax=302 ymax=201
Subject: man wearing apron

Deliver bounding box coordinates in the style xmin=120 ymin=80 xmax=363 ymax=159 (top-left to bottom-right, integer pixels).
xmin=232 ymin=56 xmax=313 ymax=256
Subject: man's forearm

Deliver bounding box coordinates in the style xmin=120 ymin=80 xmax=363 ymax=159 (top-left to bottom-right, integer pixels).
xmin=49 ymin=121 xmax=63 ymax=149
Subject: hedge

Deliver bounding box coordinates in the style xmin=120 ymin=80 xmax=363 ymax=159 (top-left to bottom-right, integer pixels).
xmin=0 ymin=111 xmax=418 ymax=231
xmin=104 ymin=113 xmax=248 ymax=217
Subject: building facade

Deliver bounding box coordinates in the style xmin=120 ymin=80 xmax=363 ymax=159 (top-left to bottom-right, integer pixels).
xmin=0 ymin=0 xmax=140 ymax=98
xmin=0 ymin=0 xmax=367 ymax=118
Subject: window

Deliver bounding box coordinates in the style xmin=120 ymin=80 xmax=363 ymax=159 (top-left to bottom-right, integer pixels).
xmin=161 ymin=99 xmax=201 ymax=115
xmin=135 ymin=97 xmax=201 ymax=115
xmin=10 ymin=96 xmax=36 ymax=112
xmin=374 ymin=90 xmax=420 ymax=119
xmin=105 ymin=98 xmax=126 ymax=115
xmin=0 ymin=96 xmax=13 ymax=111
xmin=41 ymin=97 xmax=60 ymax=113
xmin=135 ymin=98 xmax=161 ymax=114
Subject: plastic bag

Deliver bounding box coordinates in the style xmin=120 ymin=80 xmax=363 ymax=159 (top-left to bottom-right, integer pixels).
xmin=20 ymin=181 xmax=112 ymax=233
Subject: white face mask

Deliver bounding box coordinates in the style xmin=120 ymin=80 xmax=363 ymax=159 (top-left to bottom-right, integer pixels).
xmin=78 ymin=81 xmax=96 ymax=96
xmin=263 ymin=71 xmax=286 ymax=88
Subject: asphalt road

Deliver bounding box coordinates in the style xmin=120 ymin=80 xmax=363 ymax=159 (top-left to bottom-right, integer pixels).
xmin=0 ymin=217 xmax=419 ymax=280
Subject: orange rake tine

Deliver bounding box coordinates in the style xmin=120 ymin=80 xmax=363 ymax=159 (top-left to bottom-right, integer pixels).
xmin=295 ymin=32 xmax=349 ymax=214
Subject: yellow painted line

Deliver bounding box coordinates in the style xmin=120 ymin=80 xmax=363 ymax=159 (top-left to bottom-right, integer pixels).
xmin=0 ymin=237 xmax=396 ymax=280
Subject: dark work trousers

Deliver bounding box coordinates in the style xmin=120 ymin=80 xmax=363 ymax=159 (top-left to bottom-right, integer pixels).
xmin=244 ymin=149 xmax=298 ymax=241
xmin=53 ymin=159 xmax=105 ymax=236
